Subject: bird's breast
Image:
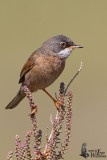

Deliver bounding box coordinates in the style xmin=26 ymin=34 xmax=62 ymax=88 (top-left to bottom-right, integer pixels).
xmin=25 ymin=55 xmax=65 ymax=91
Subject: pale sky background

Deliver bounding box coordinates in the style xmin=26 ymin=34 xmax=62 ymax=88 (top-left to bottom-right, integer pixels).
xmin=0 ymin=0 xmax=107 ymax=159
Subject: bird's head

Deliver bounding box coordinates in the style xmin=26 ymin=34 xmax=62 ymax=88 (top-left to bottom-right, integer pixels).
xmin=41 ymin=35 xmax=83 ymax=59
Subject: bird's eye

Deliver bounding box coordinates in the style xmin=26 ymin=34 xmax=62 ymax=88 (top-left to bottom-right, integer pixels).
xmin=60 ymin=42 xmax=66 ymax=48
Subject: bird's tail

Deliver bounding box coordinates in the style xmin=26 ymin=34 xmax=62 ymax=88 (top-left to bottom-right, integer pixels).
xmin=5 ymin=87 xmax=26 ymax=109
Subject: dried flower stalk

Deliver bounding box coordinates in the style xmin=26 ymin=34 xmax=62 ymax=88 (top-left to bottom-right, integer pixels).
xmin=7 ymin=62 xmax=82 ymax=159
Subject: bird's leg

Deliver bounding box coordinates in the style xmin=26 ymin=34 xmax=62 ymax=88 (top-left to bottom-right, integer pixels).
xmin=42 ymin=89 xmax=62 ymax=110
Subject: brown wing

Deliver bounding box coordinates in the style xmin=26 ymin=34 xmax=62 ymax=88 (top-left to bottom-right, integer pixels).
xmin=19 ymin=54 xmax=35 ymax=83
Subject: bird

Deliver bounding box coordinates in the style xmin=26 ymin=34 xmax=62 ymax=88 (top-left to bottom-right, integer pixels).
xmin=5 ymin=35 xmax=83 ymax=110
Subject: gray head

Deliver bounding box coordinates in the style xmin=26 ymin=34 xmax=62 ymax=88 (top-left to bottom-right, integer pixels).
xmin=41 ymin=35 xmax=83 ymax=59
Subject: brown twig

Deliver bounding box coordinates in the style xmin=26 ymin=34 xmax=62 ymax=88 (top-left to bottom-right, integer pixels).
xmin=64 ymin=62 xmax=83 ymax=95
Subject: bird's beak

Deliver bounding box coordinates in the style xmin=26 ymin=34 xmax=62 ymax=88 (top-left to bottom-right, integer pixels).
xmin=69 ymin=44 xmax=83 ymax=49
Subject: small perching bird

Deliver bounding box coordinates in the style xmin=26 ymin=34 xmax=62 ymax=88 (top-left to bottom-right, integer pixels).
xmin=5 ymin=35 xmax=83 ymax=110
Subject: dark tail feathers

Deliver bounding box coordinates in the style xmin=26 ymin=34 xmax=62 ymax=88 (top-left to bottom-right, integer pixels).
xmin=5 ymin=89 xmax=25 ymax=109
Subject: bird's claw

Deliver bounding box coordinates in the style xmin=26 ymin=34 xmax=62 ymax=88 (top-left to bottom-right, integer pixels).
xmin=31 ymin=104 xmax=38 ymax=115
xmin=54 ymin=101 xmax=64 ymax=111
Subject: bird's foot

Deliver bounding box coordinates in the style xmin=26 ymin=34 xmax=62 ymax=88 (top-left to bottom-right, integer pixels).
xmin=31 ymin=104 xmax=38 ymax=115
xmin=54 ymin=100 xmax=64 ymax=111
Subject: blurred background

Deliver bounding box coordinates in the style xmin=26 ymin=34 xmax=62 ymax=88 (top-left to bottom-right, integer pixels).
xmin=0 ymin=0 xmax=107 ymax=159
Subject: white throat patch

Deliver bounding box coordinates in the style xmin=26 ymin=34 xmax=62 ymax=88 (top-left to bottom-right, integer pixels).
xmin=57 ymin=47 xmax=72 ymax=58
